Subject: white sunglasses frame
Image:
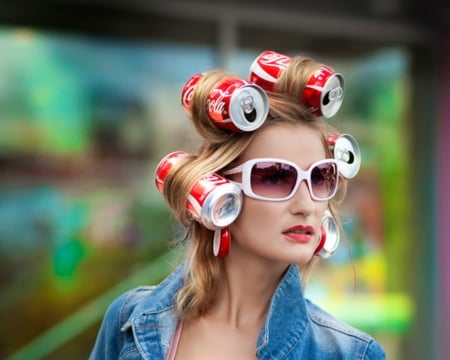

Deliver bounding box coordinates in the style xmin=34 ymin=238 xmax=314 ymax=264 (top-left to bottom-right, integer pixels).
xmin=223 ymin=158 xmax=339 ymax=202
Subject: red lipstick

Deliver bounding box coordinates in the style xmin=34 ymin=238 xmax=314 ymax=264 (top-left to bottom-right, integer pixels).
xmin=283 ymin=225 xmax=315 ymax=243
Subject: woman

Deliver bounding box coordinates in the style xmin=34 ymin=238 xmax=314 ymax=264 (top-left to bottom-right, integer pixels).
xmin=89 ymin=53 xmax=386 ymax=359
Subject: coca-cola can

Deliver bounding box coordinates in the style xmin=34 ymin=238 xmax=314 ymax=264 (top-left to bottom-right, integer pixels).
xmin=186 ymin=173 xmax=242 ymax=230
xmin=249 ymin=50 xmax=292 ymax=91
xmin=181 ymin=73 xmax=269 ymax=132
xmin=327 ymin=133 xmax=361 ymax=179
xmin=154 ymin=151 xmax=189 ymax=193
xmin=181 ymin=73 xmax=203 ymax=112
xmin=250 ymin=50 xmax=344 ymax=118
xmin=155 ymin=152 xmax=243 ymax=230
xmin=301 ymin=66 xmax=344 ymax=118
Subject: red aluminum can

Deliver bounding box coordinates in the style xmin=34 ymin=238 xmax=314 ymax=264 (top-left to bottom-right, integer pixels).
xmin=154 ymin=151 xmax=189 ymax=193
xmin=327 ymin=133 xmax=361 ymax=179
xmin=249 ymin=50 xmax=292 ymax=91
xmin=249 ymin=50 xmax=344 ymax=118
xmin=155 ymin=152 xmax=243 ymax=230
xmin=300 ymin=66 xmax=344 ymax=118
xmin=181 ymin=73 xmax=269 ymax=132
xmin=181 ymin=73 xmax=203 ymax=112
xmin=186 ymin=173 xmax=242 ymax=230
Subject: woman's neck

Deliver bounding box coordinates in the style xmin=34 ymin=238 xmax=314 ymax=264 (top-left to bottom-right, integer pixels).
xmin=207 ymin=255 xmax=288 ymax=330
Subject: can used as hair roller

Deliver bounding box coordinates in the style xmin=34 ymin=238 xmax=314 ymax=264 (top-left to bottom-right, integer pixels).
xmin=327 ymin=133 xmax=361 ymax=179
xmin=249 ymin=50 xmax=344 ymax=118
xmin=249 ymin=50 xmax=292 ymax=91
xmin=300 ymin=66 xmax=344 ymax=118
xmin=181 ymin=73 xmax=204 ymax=112
xmin=181 ymin=73 xmax=269 ymax=132
xmin=155 ymin=152 xmax=243 ymax=230
xmin=154 ymin=151 xmax=189 ymax=193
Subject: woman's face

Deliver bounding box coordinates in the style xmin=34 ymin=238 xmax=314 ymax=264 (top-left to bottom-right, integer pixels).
xmin=228 ymin=124 xmax=330 ymax=266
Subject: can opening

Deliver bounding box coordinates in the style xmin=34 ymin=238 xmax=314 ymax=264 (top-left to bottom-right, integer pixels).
xmin=210 ymin=193 xmax=242 ymax=228
xmin=322 ymin=91 xmax=331 ymax=106
xmin=243 ymin=108 xmax=257 ymax=122
xmin=337 ymin=149 xmax=355 ymax=165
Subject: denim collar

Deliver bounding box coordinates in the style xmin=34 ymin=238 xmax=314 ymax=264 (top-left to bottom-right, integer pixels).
xmin=256 ymin=264 xmax=308 ymax=359
xmin=121 ymin=266 xmax=185 ymax=359
xmin=123 ymin=264 xmax=307 ymax=359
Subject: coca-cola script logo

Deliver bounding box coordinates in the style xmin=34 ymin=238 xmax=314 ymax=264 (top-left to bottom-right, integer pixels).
xmin=191 ymin=174 xmax=230 ymax=202
xmin=181 ymin=73 xmax=203 ymax=109
xmin=201 ymin=173 xmax=229 ymax=186
xmin=258 ymin=51 xmax=292 ymax=74
xmin=311 ymin=66 xmax=334 ymax=82
xmin=207 ymin=83 xmax=239 ymax=116
xmin=207 ymin=98 xmax=226 ymax=115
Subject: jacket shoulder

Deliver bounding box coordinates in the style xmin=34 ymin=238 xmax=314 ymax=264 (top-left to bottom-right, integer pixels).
xmin=90 ymin=266 xmax=185 ymax=360
xmin=305 ymin=299 xmax=386 ymax=359
xmin=89 ymin=286 xmax=155 ymax=359
xmin=111 ymin=263 xmax=186 ymax=324
xmin=115 ymin=286 xmax=157 ymax=326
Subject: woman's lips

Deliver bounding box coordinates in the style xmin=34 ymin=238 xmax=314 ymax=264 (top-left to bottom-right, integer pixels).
xmin=283 ymin=225 xmax=314 ymax=243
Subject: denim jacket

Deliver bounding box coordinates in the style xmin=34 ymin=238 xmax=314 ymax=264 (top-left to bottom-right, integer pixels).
xmin=89 ymin=264 xmax=386 ymax=359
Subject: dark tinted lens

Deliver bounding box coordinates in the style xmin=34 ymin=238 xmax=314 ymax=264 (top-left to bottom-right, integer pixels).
xmin=250 ymin=162 xmax=297 ymax=198
xmin=310 ymin=162 xmax=337 ymax=198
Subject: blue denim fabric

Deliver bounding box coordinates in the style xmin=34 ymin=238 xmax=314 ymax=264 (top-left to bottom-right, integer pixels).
xmin=89 ymin=264 xmax=386 ymax=359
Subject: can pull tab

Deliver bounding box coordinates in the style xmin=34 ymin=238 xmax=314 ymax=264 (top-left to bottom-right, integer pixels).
xmin=324 ymin=86 xmax=344 ymax=104
xmin=335 ymin=145 xmax=355 ymax=165
xmin=240 ymin=92 xmax=257 ymax=122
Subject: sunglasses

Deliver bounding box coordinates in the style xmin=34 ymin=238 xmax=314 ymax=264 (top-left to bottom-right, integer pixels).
xmin=223 ymin=158 xmax=339 ymax=202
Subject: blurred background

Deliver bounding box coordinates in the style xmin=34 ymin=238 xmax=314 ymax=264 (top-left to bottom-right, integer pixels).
xmin=0 ymin=0 xmax=448 ymax=359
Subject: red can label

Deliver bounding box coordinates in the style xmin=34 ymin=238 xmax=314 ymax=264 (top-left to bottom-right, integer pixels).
xmin=181 ymin=73 xmax=204 ymax=112
xmin=186 ymin=173 xmax=230 ymax=221
xmin=301 ymin=66 xmax=344 ymax=118
xmin=326 ymin=132 xmax=340 ymax=150
xmin=156 ymin=153 xmax=242 ymax=228
xmin=206 ymin=78 xmax=248 ymax=131
xmin=155 ymin=151 xmax=188 ymax=193
xmin=249 ymin=50 xmax=292 ymax=91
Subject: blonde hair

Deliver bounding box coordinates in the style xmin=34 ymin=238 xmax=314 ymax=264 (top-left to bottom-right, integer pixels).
xmin=274 ymin=55 xmax=326 ymax=98
xmin=161 ymin=57 xmax=347 ymax=320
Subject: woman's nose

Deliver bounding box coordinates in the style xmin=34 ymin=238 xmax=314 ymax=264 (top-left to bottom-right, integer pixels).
xmin=289 ymin=180 xmax=315 ymax=215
